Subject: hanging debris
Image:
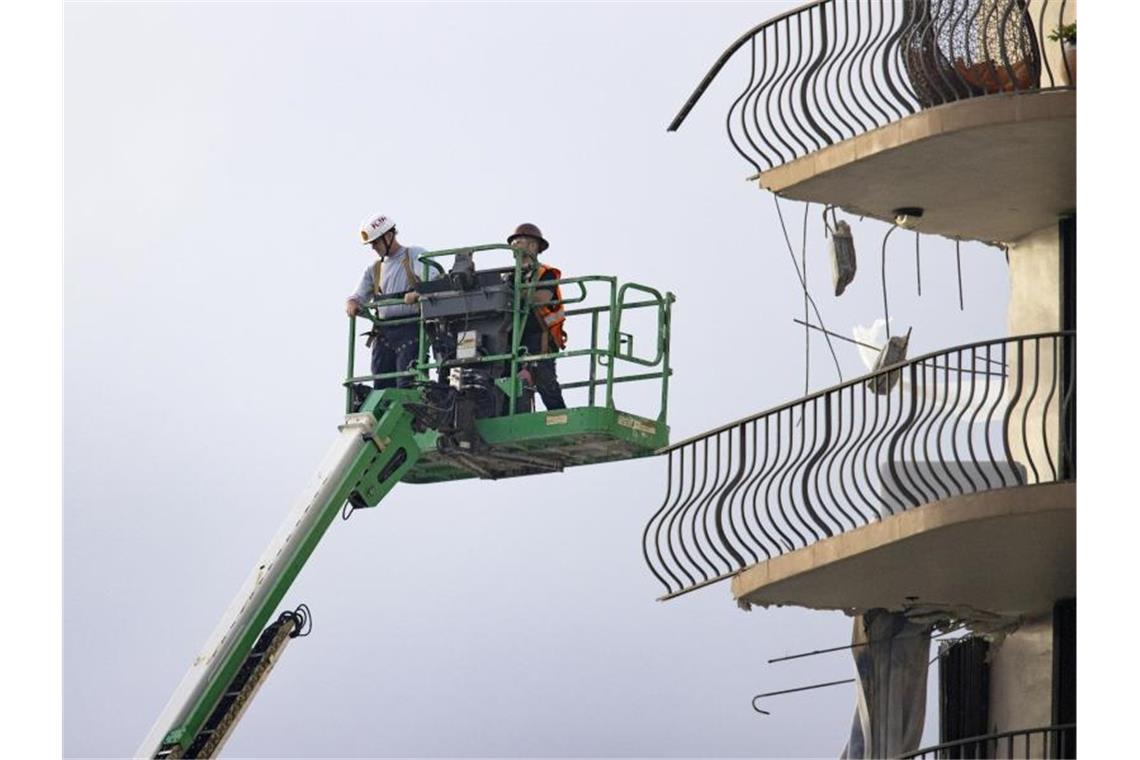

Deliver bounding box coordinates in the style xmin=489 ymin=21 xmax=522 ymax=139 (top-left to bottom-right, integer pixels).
xmin=866 ymin=327 xmax=912 ymax=395
xmin=825 ymin=206 xmax=857 ymax=297
xmin=840 ymin=608 xmax=931 ymax=759
xmin=831 ymin=220 xmax=857 ymax=296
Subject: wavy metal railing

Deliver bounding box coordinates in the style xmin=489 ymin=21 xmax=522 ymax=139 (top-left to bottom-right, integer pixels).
xmin=669 ymin=0 xmax=1074 ymax=174
xmin=900 ymin=722 xmax=1075 ymax=758
xmin=642 ymin=332 xmax=1075 ymax=598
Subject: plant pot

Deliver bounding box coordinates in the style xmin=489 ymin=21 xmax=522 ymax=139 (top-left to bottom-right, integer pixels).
xmin=1062 ymin=40 xmax=1076 ymax=86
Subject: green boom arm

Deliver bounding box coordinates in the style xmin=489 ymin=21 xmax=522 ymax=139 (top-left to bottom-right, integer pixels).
xmin=136 ymin=389 xmax=424 ymax=759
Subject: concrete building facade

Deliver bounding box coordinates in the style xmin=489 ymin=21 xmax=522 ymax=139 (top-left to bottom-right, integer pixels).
xmin=646 ymin=1 xmax=1076 ymax=756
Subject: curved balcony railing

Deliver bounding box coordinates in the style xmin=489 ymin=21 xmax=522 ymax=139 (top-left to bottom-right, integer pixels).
xmin=901 ymin=722 xmax=1076 ymax=758
xmin=669 ymin=0 xmax=1075 ymax=174
xmin=642 ymin=332 xmax=1075 ymax=598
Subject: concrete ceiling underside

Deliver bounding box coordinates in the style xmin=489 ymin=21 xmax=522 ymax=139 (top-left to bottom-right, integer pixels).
xmin=731 ymin=482 xmax=1074 ymax=619
xmin=759 ymin=91 xmax=1076 ymax=244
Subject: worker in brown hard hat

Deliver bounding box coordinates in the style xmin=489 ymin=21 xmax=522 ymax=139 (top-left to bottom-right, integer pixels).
xmin=507 ymin=223 xmax=567 ymax=410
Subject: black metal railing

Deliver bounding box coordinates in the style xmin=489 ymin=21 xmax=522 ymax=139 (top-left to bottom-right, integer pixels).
xmin=641 ymin=332 xmax=1075 ymax=598
xmin=669 ymin=0 xmax=1074 ymax=174
xmin=901 ymin=722 xmax=1076 ymax=758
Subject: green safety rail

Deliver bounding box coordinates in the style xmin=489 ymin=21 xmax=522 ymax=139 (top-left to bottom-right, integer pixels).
xmin=345 ymin=243 xmax=673 ymax=419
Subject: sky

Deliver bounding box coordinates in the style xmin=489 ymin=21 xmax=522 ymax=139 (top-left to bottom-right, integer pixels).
xmin=64 ymin=2 xmax=1013 ymax=757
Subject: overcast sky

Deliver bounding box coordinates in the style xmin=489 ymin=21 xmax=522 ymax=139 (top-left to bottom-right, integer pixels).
xmin=64 ymin=2 xmax=1011 ymax=757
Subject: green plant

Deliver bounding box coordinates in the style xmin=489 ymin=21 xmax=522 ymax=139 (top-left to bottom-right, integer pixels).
xmin=1048 ymin=21 xmax=1076 ymax=45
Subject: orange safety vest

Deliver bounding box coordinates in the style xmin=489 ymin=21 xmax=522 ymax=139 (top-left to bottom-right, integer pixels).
xmin=532 ymin=264 xmax=567 ymax=352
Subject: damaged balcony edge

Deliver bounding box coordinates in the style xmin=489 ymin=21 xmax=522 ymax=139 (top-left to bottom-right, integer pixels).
xmin=731 ymin=481 xmax=1075 ymax=614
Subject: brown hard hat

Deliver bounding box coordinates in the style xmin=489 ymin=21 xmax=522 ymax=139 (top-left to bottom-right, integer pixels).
xmin=507 ymin=222 xmax=549 ymax=252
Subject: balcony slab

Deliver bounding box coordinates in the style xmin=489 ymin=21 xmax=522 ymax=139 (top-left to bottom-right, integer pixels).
xmin=759 ymin=91 xmax=1076 ymax=243
xmin=731 ymin=482 xmax=1074 ymax=618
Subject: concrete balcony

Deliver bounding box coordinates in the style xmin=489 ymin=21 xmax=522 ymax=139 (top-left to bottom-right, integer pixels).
xmin=669 ymin=0 xmax=1078 ymax=245
xmin=731 ymin=481 xmax=1074 ymax=617
xmin=642 ymin=333 xmax=1075 ymax=603
xmin=759 ymin=90 xmax=1075 ymax=243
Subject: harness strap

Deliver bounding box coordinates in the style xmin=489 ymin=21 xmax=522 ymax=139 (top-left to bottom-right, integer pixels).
xmin=372 ymin=248 xmax=421 ymax=297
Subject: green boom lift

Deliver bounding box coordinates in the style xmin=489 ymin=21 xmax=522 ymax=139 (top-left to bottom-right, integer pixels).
xmin=136 ymin=244 xmax=674 ymax=758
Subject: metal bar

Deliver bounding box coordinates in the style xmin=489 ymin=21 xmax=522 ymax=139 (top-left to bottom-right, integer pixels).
xmin=685 ymin=439 xmax=719 ymax=580
xmin=714 ymin=425 xmax=750 ymax=569
xmin=765 ymin=20 xmax=799 ymax=162
xmin=564 ymin=297 xmax=660 ymax=318
xmin=661 ymin=332 xmax=1067 ymax=453
xmin=728 ymin=35 xmax=764 ymax=174
xmin=658 ymin=295 xmax=674 ymax=423
xmin=783 ymin=14 xmax=814 ymax=156
xmin=767 ymin=412 xmax=803 ymax=549
xmin=901 ymin=725 xmax=1076 ymax=759
xmin=655 ymin=567 xmax=737 ymax=602
xmin=752 ymin=677 xmax=855 ymax=714
xmin=644 ymin=450 xmax=682 ymax=593
xmin=731 ymin=420 xmax=763 ymax=565
xmin=587 ymin=311 xmax=599 ymax=406
xmin=603 ymin=278 xmax=617 ymax=408
xmin=560 ymin=371 xmax=667 ymax=390
xmin=1039 ymin=0 xmax=1055 ymax=88
xmin=985 ymin=343 xmax=1008 ymax=486
xmin=665 ymin=447 xmax=700 ymax=589
xmin=345 ymin=315 xmax=358 ymax=413
xmin=667 ymin=0 xmax=829 ymax=132
xmin=701 ymin=434 xmax=737 ymax=574
xmin=1023 ymin=336 xmax=1043 ymax=483
xmin=751 ymin=417 xmax=785 ymax=556
xmin=963 ymin=345 xmax=989 ymax=491
xmin=1041 ymin=334 xmax=1058 ymax=481
xmin=1058 ymin=0 xmax=1072 ymax=84
xmin=746 ymin=28 xmax=780 ymax=170
xmin=818 ymin=1 xmax=853 ymax=140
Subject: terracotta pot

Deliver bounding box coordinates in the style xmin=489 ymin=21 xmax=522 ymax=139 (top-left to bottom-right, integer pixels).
xmin=953 ymin=58 xmax=1036 ymax=93
xmin=1062 ymin=41 xmax=1076 ymax=86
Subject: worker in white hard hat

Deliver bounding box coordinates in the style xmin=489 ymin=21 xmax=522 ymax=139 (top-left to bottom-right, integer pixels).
xmin=346 ymin=213 xmax=430 ymax=390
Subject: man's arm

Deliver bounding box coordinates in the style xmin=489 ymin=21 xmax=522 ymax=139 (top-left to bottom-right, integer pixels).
xmin=346 ymin=267 xmax=373 ymax=315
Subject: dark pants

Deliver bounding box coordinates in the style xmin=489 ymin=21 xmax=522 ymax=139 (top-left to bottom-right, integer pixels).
xmin=523 ymin=331 xmax=566 ymax=410
xmin=371 ymin=324 xmax=420 ymax=389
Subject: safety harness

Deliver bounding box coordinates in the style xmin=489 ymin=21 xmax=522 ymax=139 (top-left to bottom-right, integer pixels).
xmin=365 ymin=247 xmax=421 ymax=348
xmin=531 ymin=264 xmax=567 ymax=354
xmin=371 ymin=248 xmax=421 ymax=297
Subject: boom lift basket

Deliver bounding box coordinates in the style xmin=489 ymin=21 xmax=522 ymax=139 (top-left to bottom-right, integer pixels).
xmin=344 ymin=243 xmax=675 ymax=481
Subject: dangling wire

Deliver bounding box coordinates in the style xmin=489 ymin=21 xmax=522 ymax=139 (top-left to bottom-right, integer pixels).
xmin=773 ymin=196 xmax=844 ymax=382
xmin=802 ymin=202 xmax=810 ymax=394
xmin=822 ymin=204 xmax=839 ymax=237
xmin=955 ymin=239 xmax=964 ymax=311
xmin=881 ymin=223 xmax=900 ymax=339
xmin=915 ymin=231 xmax=922 ymax=296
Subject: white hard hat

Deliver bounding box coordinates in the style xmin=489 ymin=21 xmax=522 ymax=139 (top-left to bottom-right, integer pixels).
xmin=359 ymin=213 xmax=396 ymax=245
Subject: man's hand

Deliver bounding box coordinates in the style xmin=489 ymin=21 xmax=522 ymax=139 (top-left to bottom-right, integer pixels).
xmin=346 ymin=299 xmax=361 ymax=316
xmin=403 ymin=291 xmax=421 ymax=305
